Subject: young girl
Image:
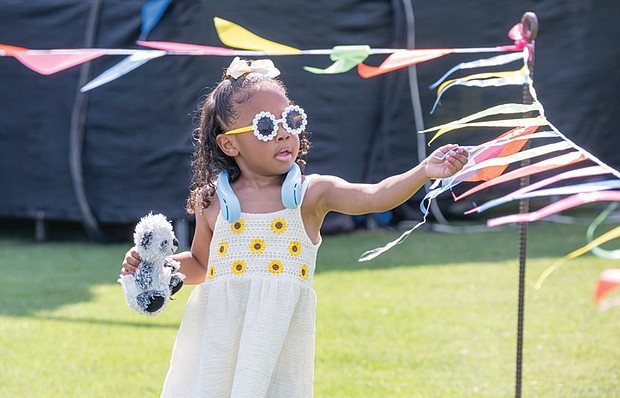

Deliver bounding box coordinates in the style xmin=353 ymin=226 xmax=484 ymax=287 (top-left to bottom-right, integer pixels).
xmin=121 ymin=57 xmax=468 ymax=397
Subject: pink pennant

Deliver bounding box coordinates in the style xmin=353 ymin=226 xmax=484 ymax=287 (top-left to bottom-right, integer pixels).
xmin=12 ymin=51 xmax=105 ymax=75
xmin=358 ymin=49 xmax=452 ymax=78
xmin=487 ymin=191 xmax=620 ymax=227
xmin=454 ymin=151 xmax=587 ymax=201
xmin=465 ymin=166 xmax=610 ymax=215
xmin=137 ymin=40 xmax=235 ymax=56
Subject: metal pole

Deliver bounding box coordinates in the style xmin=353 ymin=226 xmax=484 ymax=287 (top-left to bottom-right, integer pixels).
xmin=515 ymin=12 xmax=538 ymax=398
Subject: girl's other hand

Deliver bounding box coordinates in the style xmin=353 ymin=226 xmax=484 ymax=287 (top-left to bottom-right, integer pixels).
xmin=121 ymin=247 xmax=141 ymax=275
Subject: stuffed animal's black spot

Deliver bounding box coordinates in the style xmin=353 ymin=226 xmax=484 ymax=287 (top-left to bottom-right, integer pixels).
xmin=170 ymin=279 xmax=184 ymax=296
xmin=145 ymin=293 xmax=166 ymax=313
xmin=140 ymin=232 xmax=153 ymax=249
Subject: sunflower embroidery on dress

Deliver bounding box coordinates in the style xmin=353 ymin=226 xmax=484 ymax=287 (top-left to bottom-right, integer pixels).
xmin=217 ymin=241 xmax=228 ymax=256
xmin=268 ymin=260 xmax=284 ymax=274
xmin=299 ymin=264 xmax=309 ymax=280
xmin=232 ymin=260 xmax=247 ymax=275
xmin=288 ymin=240 xmax=301 ymax=256
xmin=231 ymin=219 xmax=246 ymax=234
xmin=270 ymin=217 xmax=287 ymax=234
xmin=208 ymin=265 xmax=216 ymax=280
xmin=249 ymin=238 xmax=266 ymax=254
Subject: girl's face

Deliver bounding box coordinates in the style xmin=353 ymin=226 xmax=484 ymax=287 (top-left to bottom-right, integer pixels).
xmin=224 ymin=86 xmax=301 ymax=177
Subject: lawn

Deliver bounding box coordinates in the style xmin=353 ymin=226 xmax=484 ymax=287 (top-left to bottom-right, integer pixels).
xmin=0 ymin=221 xmax=618 ymax=397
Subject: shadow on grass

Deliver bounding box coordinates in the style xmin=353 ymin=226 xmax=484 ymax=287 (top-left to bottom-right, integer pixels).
xmin=317 ymin=222 xmax=593 ymax=273
xmin=0 ymin=222 xmax=595 ymax=317
xmin=32 ymin=314 xmax=179 ymax=329
xmin=0 ymin=242 xmax=132 ymax=317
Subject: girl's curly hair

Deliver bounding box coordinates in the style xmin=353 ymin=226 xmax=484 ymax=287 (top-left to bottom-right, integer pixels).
xmin=186 ymin=72 xmax=311 ymax=214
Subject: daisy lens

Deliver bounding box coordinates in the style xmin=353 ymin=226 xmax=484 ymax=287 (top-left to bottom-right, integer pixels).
xmin=255 ymin=113 xmax=278 ymax=140
xmin=248 ymin=105 xmax=307 ymax=142
xmin=282 ymin=105 xmax=307 ymax=134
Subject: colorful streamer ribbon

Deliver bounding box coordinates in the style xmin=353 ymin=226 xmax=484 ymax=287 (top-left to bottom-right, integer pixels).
xmin=431 ymin=68 xmax=528 ymax=113
xmin=534 ymin=225 xmax=620 ymax=289
xmin=454 ymin=151 xmax=588 ymax=202
xmin=429 ymin=52 xmax=524 ymax=89
xmin=586 ymin=203 xmax=620 ymax=260
xmin=487 ymin=191 xmax=620 ymax=227
xmin=465 ymin=166 xmax=610 ymax=214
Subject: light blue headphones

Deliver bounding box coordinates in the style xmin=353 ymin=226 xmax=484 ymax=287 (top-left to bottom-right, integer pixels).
xmin=216 ymin=163 xmax=303 ymax=223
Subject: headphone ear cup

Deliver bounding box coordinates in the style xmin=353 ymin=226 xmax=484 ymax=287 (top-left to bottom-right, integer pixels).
xmin=216 ymin=170 xmax=241 ymax=223
xmin=281 ymin=163 xmax=303 ymax=209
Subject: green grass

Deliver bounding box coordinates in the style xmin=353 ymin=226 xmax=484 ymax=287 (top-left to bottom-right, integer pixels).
xmin=0 ymin=222 xmax=618 ymax=397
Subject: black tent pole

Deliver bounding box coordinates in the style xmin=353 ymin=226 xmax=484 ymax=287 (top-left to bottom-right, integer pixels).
xmin=515 ymin=12 xmax=538 ymax=398
xmin=68 ymin=0 xmax=105 ymax=240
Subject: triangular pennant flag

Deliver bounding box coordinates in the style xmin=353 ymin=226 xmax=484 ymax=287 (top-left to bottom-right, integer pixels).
xmin=213 ymin=17 xmax=300 ymax=54
xmin=304 ymin=45 xmax=371 ymax=74
xmin=357 ymin=49 xmax=452 ymax=78
xmin=81 ymin=50 xmax=165 ymax=92
xmin=140 ymin=0 xmax=172 ymax=40
xmin=465 ymin=126 xmax=538 ymax=182
xmin=137 ymin=40 xmax=235 ymax=55
xmin=0 ymin=43 xmax=28 ymax=55
xmin=12 ymin=50 xmax=105 ymax=75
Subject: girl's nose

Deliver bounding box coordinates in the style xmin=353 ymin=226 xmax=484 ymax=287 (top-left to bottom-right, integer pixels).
xmin=275 ymin=123 xmax=290 ymax=141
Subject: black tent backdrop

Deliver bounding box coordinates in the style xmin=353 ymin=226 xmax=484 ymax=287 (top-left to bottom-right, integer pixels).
xmin=1 ymin=0 xmax=618 ymax=233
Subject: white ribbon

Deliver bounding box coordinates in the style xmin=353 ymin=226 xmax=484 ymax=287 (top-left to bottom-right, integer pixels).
xmin=225 ymin=56 xmax=280 ymax=79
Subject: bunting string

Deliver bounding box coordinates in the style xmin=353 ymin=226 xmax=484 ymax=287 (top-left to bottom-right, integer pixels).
xmin=1 ymin=12 xmax=617 ymax=276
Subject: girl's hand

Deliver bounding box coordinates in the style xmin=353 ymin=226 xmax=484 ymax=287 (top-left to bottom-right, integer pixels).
xmin=425 ymin=144 xmax=469 ymax=179
xmin=121 ymin=247 xmax=141 ymax=275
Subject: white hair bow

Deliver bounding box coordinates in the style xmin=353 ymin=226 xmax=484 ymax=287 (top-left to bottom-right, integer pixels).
xmin=225 ymin=57 xmax=281 ymax=79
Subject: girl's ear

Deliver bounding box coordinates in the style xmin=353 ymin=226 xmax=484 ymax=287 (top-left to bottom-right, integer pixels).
xmin=216 ymin=134 xmax=239 ymax=156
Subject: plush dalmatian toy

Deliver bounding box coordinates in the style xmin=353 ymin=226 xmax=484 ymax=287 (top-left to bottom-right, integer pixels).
xmin=118 ymin=213 xmax=185 ymax=316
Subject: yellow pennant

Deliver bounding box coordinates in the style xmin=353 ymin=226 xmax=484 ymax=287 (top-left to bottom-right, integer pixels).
xmin=436 ymin=67 xmax=526 ymax=98
xmin=214 ymin=17 xmax=301 ymax=55
xmin=428 ymin=117 xmax=548 ymax=145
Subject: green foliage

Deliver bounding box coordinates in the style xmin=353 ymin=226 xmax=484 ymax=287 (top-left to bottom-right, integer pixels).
xmin=0 ymin=223 xmax=618 ymax=397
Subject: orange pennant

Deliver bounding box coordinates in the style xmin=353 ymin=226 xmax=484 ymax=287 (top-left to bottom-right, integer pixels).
xmin=466 ymin=126 xmax=538 ymax=182
xmin=358 ymin=49 xmax=452 ymax=78
xmin=0 ymin=43 xmax=27 ymax=55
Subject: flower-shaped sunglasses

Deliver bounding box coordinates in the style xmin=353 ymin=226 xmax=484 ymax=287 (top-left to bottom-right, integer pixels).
xmin=224 ymin=105 xmax=307 ymax=142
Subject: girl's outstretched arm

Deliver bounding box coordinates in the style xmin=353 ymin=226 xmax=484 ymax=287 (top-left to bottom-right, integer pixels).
xmin=304 ymin=144 xmax=468 ymax=224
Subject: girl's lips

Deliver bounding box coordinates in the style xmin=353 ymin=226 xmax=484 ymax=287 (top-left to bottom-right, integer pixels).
xmin=275 ymin=149 xmax=292 ymax=161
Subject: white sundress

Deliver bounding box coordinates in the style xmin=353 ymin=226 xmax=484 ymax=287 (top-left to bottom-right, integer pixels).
xmin=161 ymin=203 xmax=321 ymax=397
